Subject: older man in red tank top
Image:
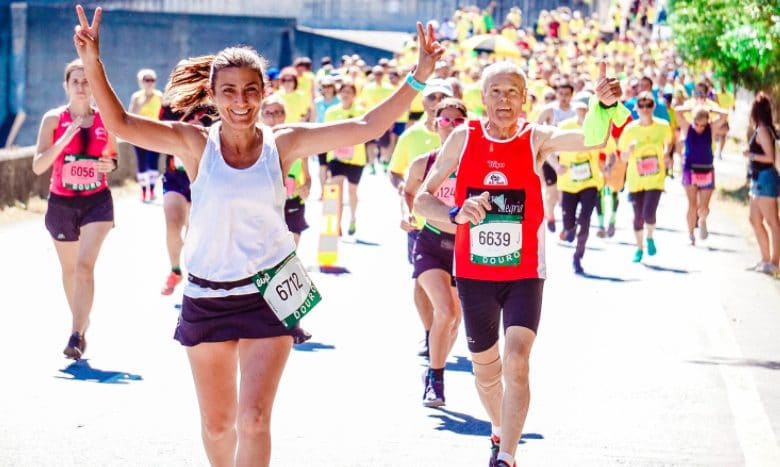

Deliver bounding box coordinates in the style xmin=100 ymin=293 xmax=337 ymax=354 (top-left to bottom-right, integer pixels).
xmin=414 ymin=61 xmax=624 ymax=467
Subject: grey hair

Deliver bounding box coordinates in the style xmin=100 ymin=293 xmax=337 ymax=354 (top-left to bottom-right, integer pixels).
xmin=481 ymin=61 xmax=527 ymax=94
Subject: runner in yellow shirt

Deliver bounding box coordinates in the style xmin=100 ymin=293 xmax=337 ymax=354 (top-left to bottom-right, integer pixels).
xmin=278 ymin=68 xmax=311 ymax=123
xmin=360 ymin=66 xmax=396 ymax=173
xmin=618 ymin=92 xmax=673 ymax=263
xmin=128 ymin=68 xmax=163 ymax=201
xmin=325 ymin=80 xmax=366 ymax=236
xmin=552 ymin=101 xmax=613 ymax=273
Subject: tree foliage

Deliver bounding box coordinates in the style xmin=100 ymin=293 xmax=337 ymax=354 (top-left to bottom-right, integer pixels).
xmin=669 ymin=0 xmax=780 ymax=93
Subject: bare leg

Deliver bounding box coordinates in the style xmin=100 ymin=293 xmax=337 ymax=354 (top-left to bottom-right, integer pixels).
xmin=186 ymin=341 xmax=239 ymax=467
xmin=235 ymin=336 xmax=293 ymax=467
xmin=163 ymin=192 xmax=189 ymax=269
xmin=53 ymin=240 xmax=79 ymax=317
xmin=70 ymin=221 xmax=112 ymax=334
xmin=697 ymin=188 xmax=713 ymax=239
xmin=471 ymin=342 xmax=503 ymax=427
xmin=684 ymin=185 xmax=698 ymax=240
xmin=418 ymin=270 xmax=461 ymax=369
xmin=499 ymin=326 xmax=536 ymax=458
xmin=413 ymin=279 xmax=433 ymax=331
xmin=749 ymin=198 xmax=770 ymax=262
xmin=347 ymin=182 xmax=359 ymax=225
xmin=757 ymin=197 xmax=780 ymax=265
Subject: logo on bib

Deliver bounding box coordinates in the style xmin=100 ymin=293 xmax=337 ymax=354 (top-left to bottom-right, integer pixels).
xmin=483 ymin=171 xmax=508 ymax=186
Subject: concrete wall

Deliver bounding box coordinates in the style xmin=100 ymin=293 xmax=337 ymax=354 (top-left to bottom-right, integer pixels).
xmin=0 ymin=141 xmax=138 ymax=208
xmin=0 ymin=6 xmax=9 ymax=142
xmin=294 ymin=30 xmax=392 ymax=70
xmin=9 ymin=4 xmax=297 ymax=146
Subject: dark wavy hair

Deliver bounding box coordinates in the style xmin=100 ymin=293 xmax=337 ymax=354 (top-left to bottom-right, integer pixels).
xmin=750 ymin=92 xmax=775 ymax=130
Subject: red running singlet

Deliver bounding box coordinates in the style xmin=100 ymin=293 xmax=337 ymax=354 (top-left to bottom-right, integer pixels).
xmin=453 ymin=120 xmax=545 ymax=280
xmin=49 ymin=107 xmax=111 ymax=197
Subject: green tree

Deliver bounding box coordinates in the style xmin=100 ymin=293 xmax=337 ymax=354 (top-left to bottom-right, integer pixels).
xmin=669 ymin=0 xmax=780 ymax=118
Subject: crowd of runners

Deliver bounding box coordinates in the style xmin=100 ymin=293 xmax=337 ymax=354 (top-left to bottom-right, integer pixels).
xmin=29 ymin=2 xmax=779 ymax=466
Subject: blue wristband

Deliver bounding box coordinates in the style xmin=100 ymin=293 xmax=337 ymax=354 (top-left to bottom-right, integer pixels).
xmin=405 ymin=73 xmax=425 ymax=92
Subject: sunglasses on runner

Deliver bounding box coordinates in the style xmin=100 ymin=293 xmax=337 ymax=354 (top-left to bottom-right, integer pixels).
xmin=637 ymin=101 xmax=655 ymax=109
xmin=263 ymin=110 xmax=285 ymax=117
xmin=436 ymin=116 xmax=466 ymax=127
xmin=143 ymin=77 xmax=156 ymax=83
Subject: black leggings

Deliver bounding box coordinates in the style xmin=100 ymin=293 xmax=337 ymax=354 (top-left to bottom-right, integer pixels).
xmin=630 ymin=189 xmax=662 ymax=231
xmin=594 ymin=188 xmax=620 ymax=217
xmin=561 ymin=187 xmax=598 ymax=259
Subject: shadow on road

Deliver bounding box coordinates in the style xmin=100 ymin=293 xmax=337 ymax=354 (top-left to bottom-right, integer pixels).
xmin=577 ymin=272 xmax=636 ymax=282
xmin=56 ymin=360 xmax=143 ymax=384
xmin=316 ymin=266 xmax=351 ymax=275
xmin=687 ymin=357 xmax=780 ymax=370
xmin=341 ymin=238 xmax=381 ymax=247
xmin=557 ymin=242 xmax=604 ymax=252
xmin=293 ymin=341 xmax=336 ymax=352
xmin=705 ymin=246 xmax=739 ymax=253
xmin=419 ymin=355 xmax=473 ymax=373
xmin=429 ymin=408 xmax=544 ymax=444
xmin=642 ymin=263 xmax=695 ymax=274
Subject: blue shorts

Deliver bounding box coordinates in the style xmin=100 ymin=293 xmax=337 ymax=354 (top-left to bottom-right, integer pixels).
xmin=392 ymin=122 xmax=407 ymax=136
xmin=751 ymin=168 xmax=780 ymax=198
xmin=162 ymin=170 xmax=191 ymax=202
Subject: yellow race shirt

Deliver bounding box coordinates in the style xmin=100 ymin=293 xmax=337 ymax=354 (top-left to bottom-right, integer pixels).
xmin=325 ymin=104 xmax=367 ymax=166
xmin=279 ymin=89 xmax=310 ymax=123
xmin=133 ymin=90 xmax=162 ymax=120
xmin=618 ymin=118 xmax=673 ymax=193
xmin=557 ymin=118 xmax=610 ymax=193
xmin=359 ymin=81 xmax=394 ymax=110
xmin=298 ymin=71 xmax=315 ymax=100
xmin=388 ymin=121 xmax=440 ymax=177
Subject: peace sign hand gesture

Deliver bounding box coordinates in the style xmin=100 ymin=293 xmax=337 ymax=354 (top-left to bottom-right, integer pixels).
xmin=73 ymin=5 xmax=102 ymax=62
xmin=413 ymin=22 xmax=446 ymax=82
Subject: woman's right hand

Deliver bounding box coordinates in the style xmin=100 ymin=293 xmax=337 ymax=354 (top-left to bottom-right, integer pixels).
xmin=60 ymin=117 xmax=84 ymax=146
xmin=73 ymin=5 xmax=102 ymax=63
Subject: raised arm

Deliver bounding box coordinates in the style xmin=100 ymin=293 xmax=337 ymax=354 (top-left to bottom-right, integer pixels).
xmin=414 ymin=127 xmax=466 ymax=222
xmin=275 ymin=22 xmax=445 ymax=164
xmin=535 ymin=62 xmax=622 ymax=161
xmin=673 ymin=105 xmax=691 ymax=133
xmin=73 ymin=6 xmax=203 ymax=168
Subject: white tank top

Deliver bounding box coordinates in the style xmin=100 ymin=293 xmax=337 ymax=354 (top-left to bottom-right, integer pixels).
xmin=184 ymin=122 xmax=296 ymax=298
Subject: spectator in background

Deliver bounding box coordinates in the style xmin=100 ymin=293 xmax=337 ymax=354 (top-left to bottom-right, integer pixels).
xmin=277 ymin=67 xmax=311 ymax=123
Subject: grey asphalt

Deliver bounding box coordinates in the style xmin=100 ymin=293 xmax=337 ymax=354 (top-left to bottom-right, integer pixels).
xmin=1 ymin=150 xmax=778 ymax=466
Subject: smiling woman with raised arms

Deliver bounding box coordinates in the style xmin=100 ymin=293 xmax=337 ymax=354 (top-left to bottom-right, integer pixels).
xmin=71 ymin=5 xmax=443 ymax=466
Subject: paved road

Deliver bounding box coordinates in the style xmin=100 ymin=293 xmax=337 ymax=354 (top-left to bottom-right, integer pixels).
xmin=1 ymin=151 xmax=778 ymax=466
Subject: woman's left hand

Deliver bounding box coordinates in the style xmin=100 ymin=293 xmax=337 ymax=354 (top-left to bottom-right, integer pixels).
xmin=96 ymin=156 xmax=116 ymax=173
xmin=413 ymin=22 xmax=446 ymax=82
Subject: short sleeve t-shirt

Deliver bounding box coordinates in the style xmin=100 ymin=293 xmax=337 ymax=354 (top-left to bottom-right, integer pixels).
xmin=618 ymin=118 xmax=673 ymax=192
xmin=389 ymin=121 xmax=441 ymax=177
xmin=279 ymin=90 xmax=310 ymax=123
xmin=325 ymin=104 xmax=367 ymax=166
xmin=557 ymin=118 xmax=611 ymax=193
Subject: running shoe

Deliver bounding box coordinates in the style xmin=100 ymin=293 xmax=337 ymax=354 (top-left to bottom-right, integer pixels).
xmin=596 ymin=227 xmax=606 ymax=238
xmin=746 ymin=261 xmax=767 ymax=271
xmin=423 ymin=374 xmax=445 ymax=407
xmin=689 ymin=233 xmax=696 ymax=246
xmin=607 ymin=223 xmax=616 ymax=238
xmin=699 ymin=220 xmax=708 ymax=240
xmin=491 ymin=461 xmax=515 ymax=467
xmin=348 ymin=220 xmax=357 ymax=236
xmin=573 ymin=256 xmax=584 ymax=275
xmin=760 ymin=262 xmax=780 ymax=277
xmin=161 ymin=271 xmax=183 ymax=296
xmin=291 ymin=325 xmax=312 ymax=345
xmin=369 ymin=164 xmax=377 ymax=175
xmin=633 ymin=249 xmax=643 ymax=263
xmin=647 ymin=238 xmax=657 ymax=256
xmin=488 ymin=434 xmax=501 ymax=466
xmin=63 ymin=332 xmax=85 ymax=360
xmin=546 ymin=219 xmax=556 ymax=233
xmin=559 ymin=228 xmax=575 ymax=243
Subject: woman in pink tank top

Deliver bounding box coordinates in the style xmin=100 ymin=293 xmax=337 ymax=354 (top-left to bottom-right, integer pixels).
xmin=32 ymin=58 xmax=118 ymax=360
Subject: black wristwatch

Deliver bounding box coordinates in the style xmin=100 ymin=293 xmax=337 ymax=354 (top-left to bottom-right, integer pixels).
xmin=449 ymin=206 xmax=461 ymax=224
